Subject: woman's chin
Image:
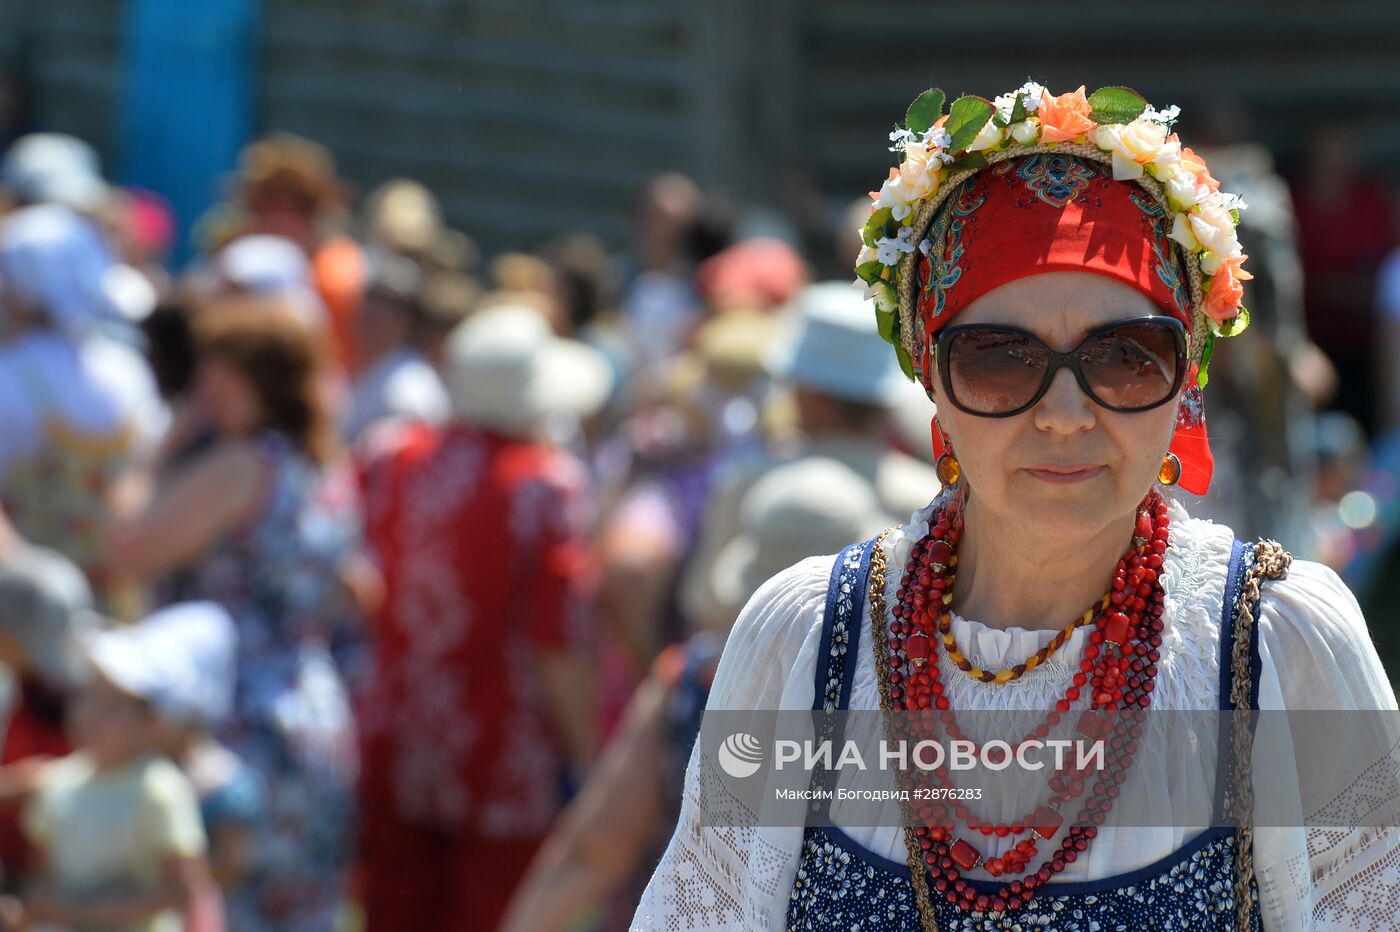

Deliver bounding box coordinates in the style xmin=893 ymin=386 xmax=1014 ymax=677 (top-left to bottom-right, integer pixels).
xmin=1004 ymin=470 xmax=1130 ymax=526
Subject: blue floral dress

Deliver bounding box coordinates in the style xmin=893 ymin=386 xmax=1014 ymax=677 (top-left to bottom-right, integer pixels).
xmin=785 ymin=536 xmax=1263 ymax=931
xmin=161 ymin=432 xmax=361 ymax=932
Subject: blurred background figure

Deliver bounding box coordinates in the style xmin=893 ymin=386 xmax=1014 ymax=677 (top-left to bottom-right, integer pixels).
xmin=343 ymin=255 xmax=448 ymax=442
xmin=132 ymin=602 xmax=264 ymax=927
xmin=0 ymin=134 xmax=108 ymax=216
xmin=361 ymin=179 xmax=445 ymax=270
xmin=694 ymin=237 xmax=807 ymax=315
xmin=618 ymin=173 xmax=706 ymax=378
xmin=500 ymin=456 xmax=893 ymax=932
xmin=354 ymin=305 xmax=610 ymax=932
xmin=416 ymin=269 xmax=482 ymax=370
xmin=15 ymin=608 xmax=218 ymax=932
xmin=206 ymin=234 xmax=330 ymax=334
xmin=227 ymin=134 xmax=364 ymax=375
xmin=0 ymin=545 xmax=94 ymax=889
xmin=0 ymin=204 xmax=162 ymax=599
xmin=681 ymin=280 xmax=939 ymax=632
xmin=1291 ymin=125 xmax=1396 ymax=437
xmin=103 ymin=303 xmax=361 ymax=932
xmin=588 ymin=309 xmax=781 ymax=738
xmin=1180 ymin=105 xmax=1324 ymax=552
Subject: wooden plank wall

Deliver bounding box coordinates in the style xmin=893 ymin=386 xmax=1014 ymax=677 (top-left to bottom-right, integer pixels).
xmin=4 ymin=0 xmax=1398 ymax=254
xmin=258 ymin=0 xmax=700 ymax=248
xmin=796 ymin=0 xmax=1400 ymax=208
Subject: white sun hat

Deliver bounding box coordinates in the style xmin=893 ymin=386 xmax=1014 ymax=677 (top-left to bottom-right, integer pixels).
xmin=710 ymin=456 xmax=895 ymax=617
xmin=768 ymin=280 xmax=909 ymax=405
xmin=85 ymin=601 xmax=237 ymax=727
xmin=215 ymin=234 xmax=311 ymax=294
xmin=444 ymin=304 xmax=614 ymax=436
xmin=0 ymin=204 xmax=126 ymax=335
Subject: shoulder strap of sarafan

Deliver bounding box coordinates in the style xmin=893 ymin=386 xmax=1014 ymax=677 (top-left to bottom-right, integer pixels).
xmin=807 ymin=533 xmax=884 ymax=823
xmin=812 ymin=534 xmax=880 ymax=713
xmin=1229 ymin=539 xmax=1292 ymax=931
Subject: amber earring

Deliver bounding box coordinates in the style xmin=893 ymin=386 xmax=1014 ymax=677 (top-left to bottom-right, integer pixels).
xmin=936 ymin=453 xmax=962 ymax=487
xmin=1157 ymin=452 xmax=1181 ymax=486
xmin=931 ymin=416 xmax=961 ymax=487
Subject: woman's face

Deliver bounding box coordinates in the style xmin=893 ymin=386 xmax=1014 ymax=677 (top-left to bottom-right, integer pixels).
xmin=928 ymin=271 xmax=1181 ymax=537
xmin=197 ymin=356 xmax=264 ymax=438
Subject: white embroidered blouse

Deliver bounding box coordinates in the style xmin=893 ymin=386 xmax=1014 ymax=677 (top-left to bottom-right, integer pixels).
xmin=632 ymin=496 xmax=1400 ymax=931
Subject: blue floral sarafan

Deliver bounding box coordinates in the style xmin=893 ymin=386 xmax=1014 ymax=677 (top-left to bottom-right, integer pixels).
xmin=160 ymin=432 xmax=361 ymax=932
xmin=785 ymin=536 xmax=1263 ymax=931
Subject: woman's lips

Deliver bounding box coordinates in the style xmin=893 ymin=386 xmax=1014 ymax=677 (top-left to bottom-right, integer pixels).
xmin=1023 ymin=465 xmax=1106 ymax=484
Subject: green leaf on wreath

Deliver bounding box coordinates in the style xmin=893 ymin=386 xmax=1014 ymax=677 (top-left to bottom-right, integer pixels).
xmin=875 ymin=307 xmax=898 ymax=343
xmin=862 ymin=207 xmax=894 ymax=248
xmin=1218 ymin=306 xmax=1250 ymax=338
xmin=1196 ymin=332 xmax=1215 ymax=388
xmin=895 ymin=342 xmax=917 ymax=381
xmin=1087 ymin=86 xmax=1148 ymax=125
xmin=945 ymin=96 xmax=995 ymax=153
xmin=906 ymin=88 xmax=946 ymax=135
xmin=855 ymin=260 xmax=884 ymax=285
xmin=1010 ymin=92 xmax=1029 ymax=124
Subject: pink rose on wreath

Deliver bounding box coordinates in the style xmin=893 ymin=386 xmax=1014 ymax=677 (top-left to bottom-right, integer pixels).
xmin=1204 ymin=255 xmax=1252 ymax=324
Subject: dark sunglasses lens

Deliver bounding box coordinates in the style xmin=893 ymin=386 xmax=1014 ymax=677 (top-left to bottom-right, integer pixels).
xmin=1078 ymin=321 xmax=1182 ymax=410
xmin=946 ymin=329 xmax=1049 ymax=414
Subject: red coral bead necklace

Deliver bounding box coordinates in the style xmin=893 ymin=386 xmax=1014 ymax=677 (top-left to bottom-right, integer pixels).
xmin=884 ymin=489 xmax=1170 ymax=913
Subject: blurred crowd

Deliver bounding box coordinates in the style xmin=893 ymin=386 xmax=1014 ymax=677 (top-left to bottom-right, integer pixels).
xmin=0 ymin=122 xmax=1395 ymax=932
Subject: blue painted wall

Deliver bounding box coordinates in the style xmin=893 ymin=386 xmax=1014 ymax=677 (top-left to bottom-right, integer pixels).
xmin=116 ymin=0 xmax=260 ymax=266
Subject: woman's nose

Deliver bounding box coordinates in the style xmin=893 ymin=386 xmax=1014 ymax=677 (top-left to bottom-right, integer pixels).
xmin=1032 ymin=367 xmax=1096 ymax=435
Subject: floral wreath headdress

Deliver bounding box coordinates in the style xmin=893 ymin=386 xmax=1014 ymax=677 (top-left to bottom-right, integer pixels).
xmin=855 ymin=82 xmax=1252 ymax=392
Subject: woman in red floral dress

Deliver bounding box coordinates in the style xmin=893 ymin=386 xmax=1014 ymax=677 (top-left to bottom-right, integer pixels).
xmin=356 ymin=304 xmax=612 ymax=932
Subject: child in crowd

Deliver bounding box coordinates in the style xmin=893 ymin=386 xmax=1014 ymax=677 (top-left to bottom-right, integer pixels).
xmin=11 ymin=605 xmax=220 ymax=932
xmin=137 ymin=603 xmax=264 ymax=922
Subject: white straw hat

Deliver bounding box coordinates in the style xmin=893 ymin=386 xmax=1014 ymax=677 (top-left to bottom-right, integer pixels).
xmin=444 ymin=304 xmax=613 ymax=435
xmin=710 ymin=457 xmax=894 ymax=617
xmin=768 ymin=280 xmax=908 ymax=405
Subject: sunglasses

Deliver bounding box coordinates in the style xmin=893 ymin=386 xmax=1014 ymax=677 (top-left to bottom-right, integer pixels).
xmin=934 ymin=316 xmax=1188 ymax=417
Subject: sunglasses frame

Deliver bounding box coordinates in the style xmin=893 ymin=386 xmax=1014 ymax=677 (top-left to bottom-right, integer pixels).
xmin=933 ymin=315 xmax=1189 ymax=418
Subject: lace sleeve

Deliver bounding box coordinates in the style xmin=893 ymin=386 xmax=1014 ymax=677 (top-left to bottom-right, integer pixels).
xmin=1307 ymin=801 xmax=1400 ymax=928
xmin=1252 ymin=557 xmax=1400 ymax=931
xmin=631 ymin=554 xmax=833 ymax=931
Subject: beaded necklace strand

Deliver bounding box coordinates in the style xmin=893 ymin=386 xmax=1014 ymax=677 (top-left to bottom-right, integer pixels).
xmin=871 ymin=490 xmax=1170 ymax=917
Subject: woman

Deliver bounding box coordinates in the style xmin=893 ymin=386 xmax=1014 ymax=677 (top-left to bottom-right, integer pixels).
xmin=634 ymin=85 xmax=1399 ymax=930
xmin=105 ymin=299 xmax=360 ymax=932
xmin=355 ymin=304 xmax=607 ymax=932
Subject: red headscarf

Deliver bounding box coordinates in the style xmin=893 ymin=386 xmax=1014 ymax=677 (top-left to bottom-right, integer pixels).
xmin=915 ymin=154 xmax=1213 ymax=494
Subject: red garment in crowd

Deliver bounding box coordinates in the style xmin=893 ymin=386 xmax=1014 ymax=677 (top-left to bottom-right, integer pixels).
xmin=0 ymin=680 xmax=72 ymax=878
xmin=358 ymin=821 xmax=540 ymax=932
xmin=1292 ymin=177 xmax=1396 ymax=353
xmin=355 ymin=422 xmax=595 ymax=931
xmin=1291 ymin=177 xmax=1395 ymax=432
